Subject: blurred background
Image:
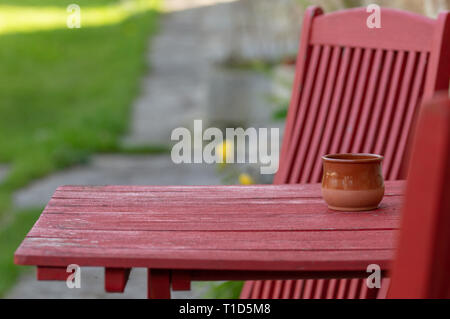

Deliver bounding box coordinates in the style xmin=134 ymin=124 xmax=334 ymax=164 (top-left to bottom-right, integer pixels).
xmin=0 ymin=0 xmax=448 ymax=299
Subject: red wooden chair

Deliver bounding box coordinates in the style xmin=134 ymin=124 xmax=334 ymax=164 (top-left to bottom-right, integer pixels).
xmin=388 ymin=94 xmax=450 ymax=299
xmin=240 ymin=6 xmax=450 ymax=299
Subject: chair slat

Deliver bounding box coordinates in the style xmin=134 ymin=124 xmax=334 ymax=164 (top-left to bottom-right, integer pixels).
xmin=383 ymin=52 xmax=419 ymax=177
xmin=292 ymin=280 xmax=304 ymax=298
xmin=374 ymin=51 xmax=407 ymax=159
xmin=292 ymin=45 xmax=333 ymax=183
xmin=250 ymin=280 xmax=263 ymax=299
xmin=301 ymin=46 xmax=341 ymax=183
xmin=281 ymin=45 xmax=322 ymax=182
xmin=329 ymin=47 xmax=362 ymax=156
xmin=281 ymin=280 xmax=294 ymax=299
xmin=336 ymin=278 xmax=350 ymax=299
xmin=352 ymin=49 xmax=384 ymax=153
xmin=314 ymin=279 xmax=329 ymax=299
xmin=388 ymin=52 xmax=429 ymax=179
xmin=341 ymin=49 xmax=374 ymax=153
xmin=363 ymin=50 xmax=395 ymax=153
xmin=272 ymin=280 xmax=283 ymax=299
xmin=302 ymin=279 xmax=316 ymax=299
xmin=347 ymin=279 xmax=362 ymax=299
xmin=325 ymin=279 xmax=338 ymax=299
xmin=261 ymin=280 xmax=274 ymax=299
xmin=310 ymin=46 xmax=353 ymax=182
xmin=239 ymin=280 xmax=253 ymax=299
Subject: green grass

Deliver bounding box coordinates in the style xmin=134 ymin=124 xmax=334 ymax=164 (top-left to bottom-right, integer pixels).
xmin=0 ymin=0 xmax=161 ymax=208
xmin=201 ymin=281 xmax=244 ymax=299
xmin=0 ymin=208 xmax=41 ymax=296
xmin=0 ymin=0 xmax=161 ymax=296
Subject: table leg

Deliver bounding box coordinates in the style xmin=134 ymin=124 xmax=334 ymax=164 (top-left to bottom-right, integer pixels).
xmin=171 ymin=270 xmax=191 ymax=291
xmin=148 ymin=269 xmax=171 ymax=299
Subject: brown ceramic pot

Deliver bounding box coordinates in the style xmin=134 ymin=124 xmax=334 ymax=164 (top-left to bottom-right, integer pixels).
xmin=321 ymin=153 xmax=385 ymax=212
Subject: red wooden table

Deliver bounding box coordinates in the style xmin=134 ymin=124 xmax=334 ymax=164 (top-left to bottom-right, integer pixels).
xmin=14 ymin=181 xmax=404 ymax=298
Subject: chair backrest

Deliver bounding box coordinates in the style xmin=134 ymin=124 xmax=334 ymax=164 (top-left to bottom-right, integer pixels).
xmin=275 ymin=6 xmax=450 ymax=185
xmin=388 ymin=94 xmax=450 ymax=299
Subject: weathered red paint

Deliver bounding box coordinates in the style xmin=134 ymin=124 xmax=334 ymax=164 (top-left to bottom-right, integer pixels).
xmin=388 ymin=95 xmax=450 ymax=299
xmin=248 ymin=6 xmax=450 ymax=300
xmin=13 ymin=6 xmax=450 ymax=300
xmin=15 ymin=182 xmax=403 ymax=298
xmin=36 ymin=266 xmax=68 ymax=281
xmin=105 ymin=268 xmax=130 ymax=293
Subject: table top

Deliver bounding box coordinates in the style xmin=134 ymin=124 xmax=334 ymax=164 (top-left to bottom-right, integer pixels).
xmin=15 ymin=181 xmax=404 ymax=274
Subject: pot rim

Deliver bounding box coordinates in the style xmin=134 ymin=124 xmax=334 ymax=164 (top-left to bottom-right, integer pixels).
xmin=322 ymin=153 xmax=384 ymax=163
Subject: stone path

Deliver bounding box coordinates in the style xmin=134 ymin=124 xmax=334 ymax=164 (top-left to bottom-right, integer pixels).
xmin=123 ymin=0 xmax=299 ymax=146
xmin=7 ymin=0 xmax=300 ymax=299
xmin=14 ymin=154 xmax=221 ymax=208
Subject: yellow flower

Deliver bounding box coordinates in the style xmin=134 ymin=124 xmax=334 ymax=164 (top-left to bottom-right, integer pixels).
xmin=239 ymin=173 xmax=254 ymax=185
xmin=216 ymin=140 xmax=234 ymax=164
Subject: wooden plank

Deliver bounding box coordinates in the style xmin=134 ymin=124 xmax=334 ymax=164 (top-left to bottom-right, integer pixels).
xmin=281 ymin=280 xmax=293 ymax=299
xmin=374 ymin=51 xmax=407 ymax=157
xmin=310 ymin=8 xmax=434 ymax=51
xmin=21 ymin=229 xmax=398 ymax=252
xmin=272 ymin=280 xmax=284 ymax=299
xmin=325 ymin=279 xmax=338 ymax=299
xmin=44 ymin=196 xmax=402 ymax=212
xmin=292 ymin=280 xmax=304 ymax=298
xmin=347 ymin=278 xmax=362 ymax=299
xmin=363 ymin=50 xmax=395 ymax=154
xmin=423 ymin=12 xmax=450 ymax=99
xmin=33 ymin=205 xmax=402 ymax=232
xmin=389 ymin=51 xmax=429 ymax=180
xmin=388 ymin=95 xmax=450 ymax=298
xmin=188 ymin=269 xmax=386 ymax=282
xmin=383 ymin=52 xmax=418 ymax=178
xmin=261 ymin=280 xmax=274 ymax=299
xmin=303 ymin=46 xmax=342 ymax=182
xmin=16 ymin=244 xmax=395 ymax=272
xmin=15 ymin=182 xmax=404 ymax=275
xmin=291 ymin=44 xmax=332 ymax=183
xmin=36 ymin=266 xmax=68 ymax=281
xmin=340 ymin=48 xmax=373 ymax=153
xmin=336 ymin=279 xmax=350 ymax=299
xmin=310 ymin=46 xmax=353 ymax=182
xmin=302 ymin=279 xmax=316 ymax=299
xmin=329 ymin=47 xmax=362 ymax=155
xmin=104 ymin=268 xmax=130 ymax=293
xmin=314 ymin=279 xmax=329 ymax=299
xmin=351 ymin=49 xmax=384 ymax=153
xmin=53 ymin=181 xmax=404 ymax=198
xmin=240 ymin=281 xmax=253 ymax=299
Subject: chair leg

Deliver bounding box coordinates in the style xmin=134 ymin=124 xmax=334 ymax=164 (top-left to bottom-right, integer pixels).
xmin=148 ymin=269 xmax=171 ymax=299
xmin=105 ymin=268 xmax=131 ymax=293
xmin=171 ymin=270 xmax=191 ymax=291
